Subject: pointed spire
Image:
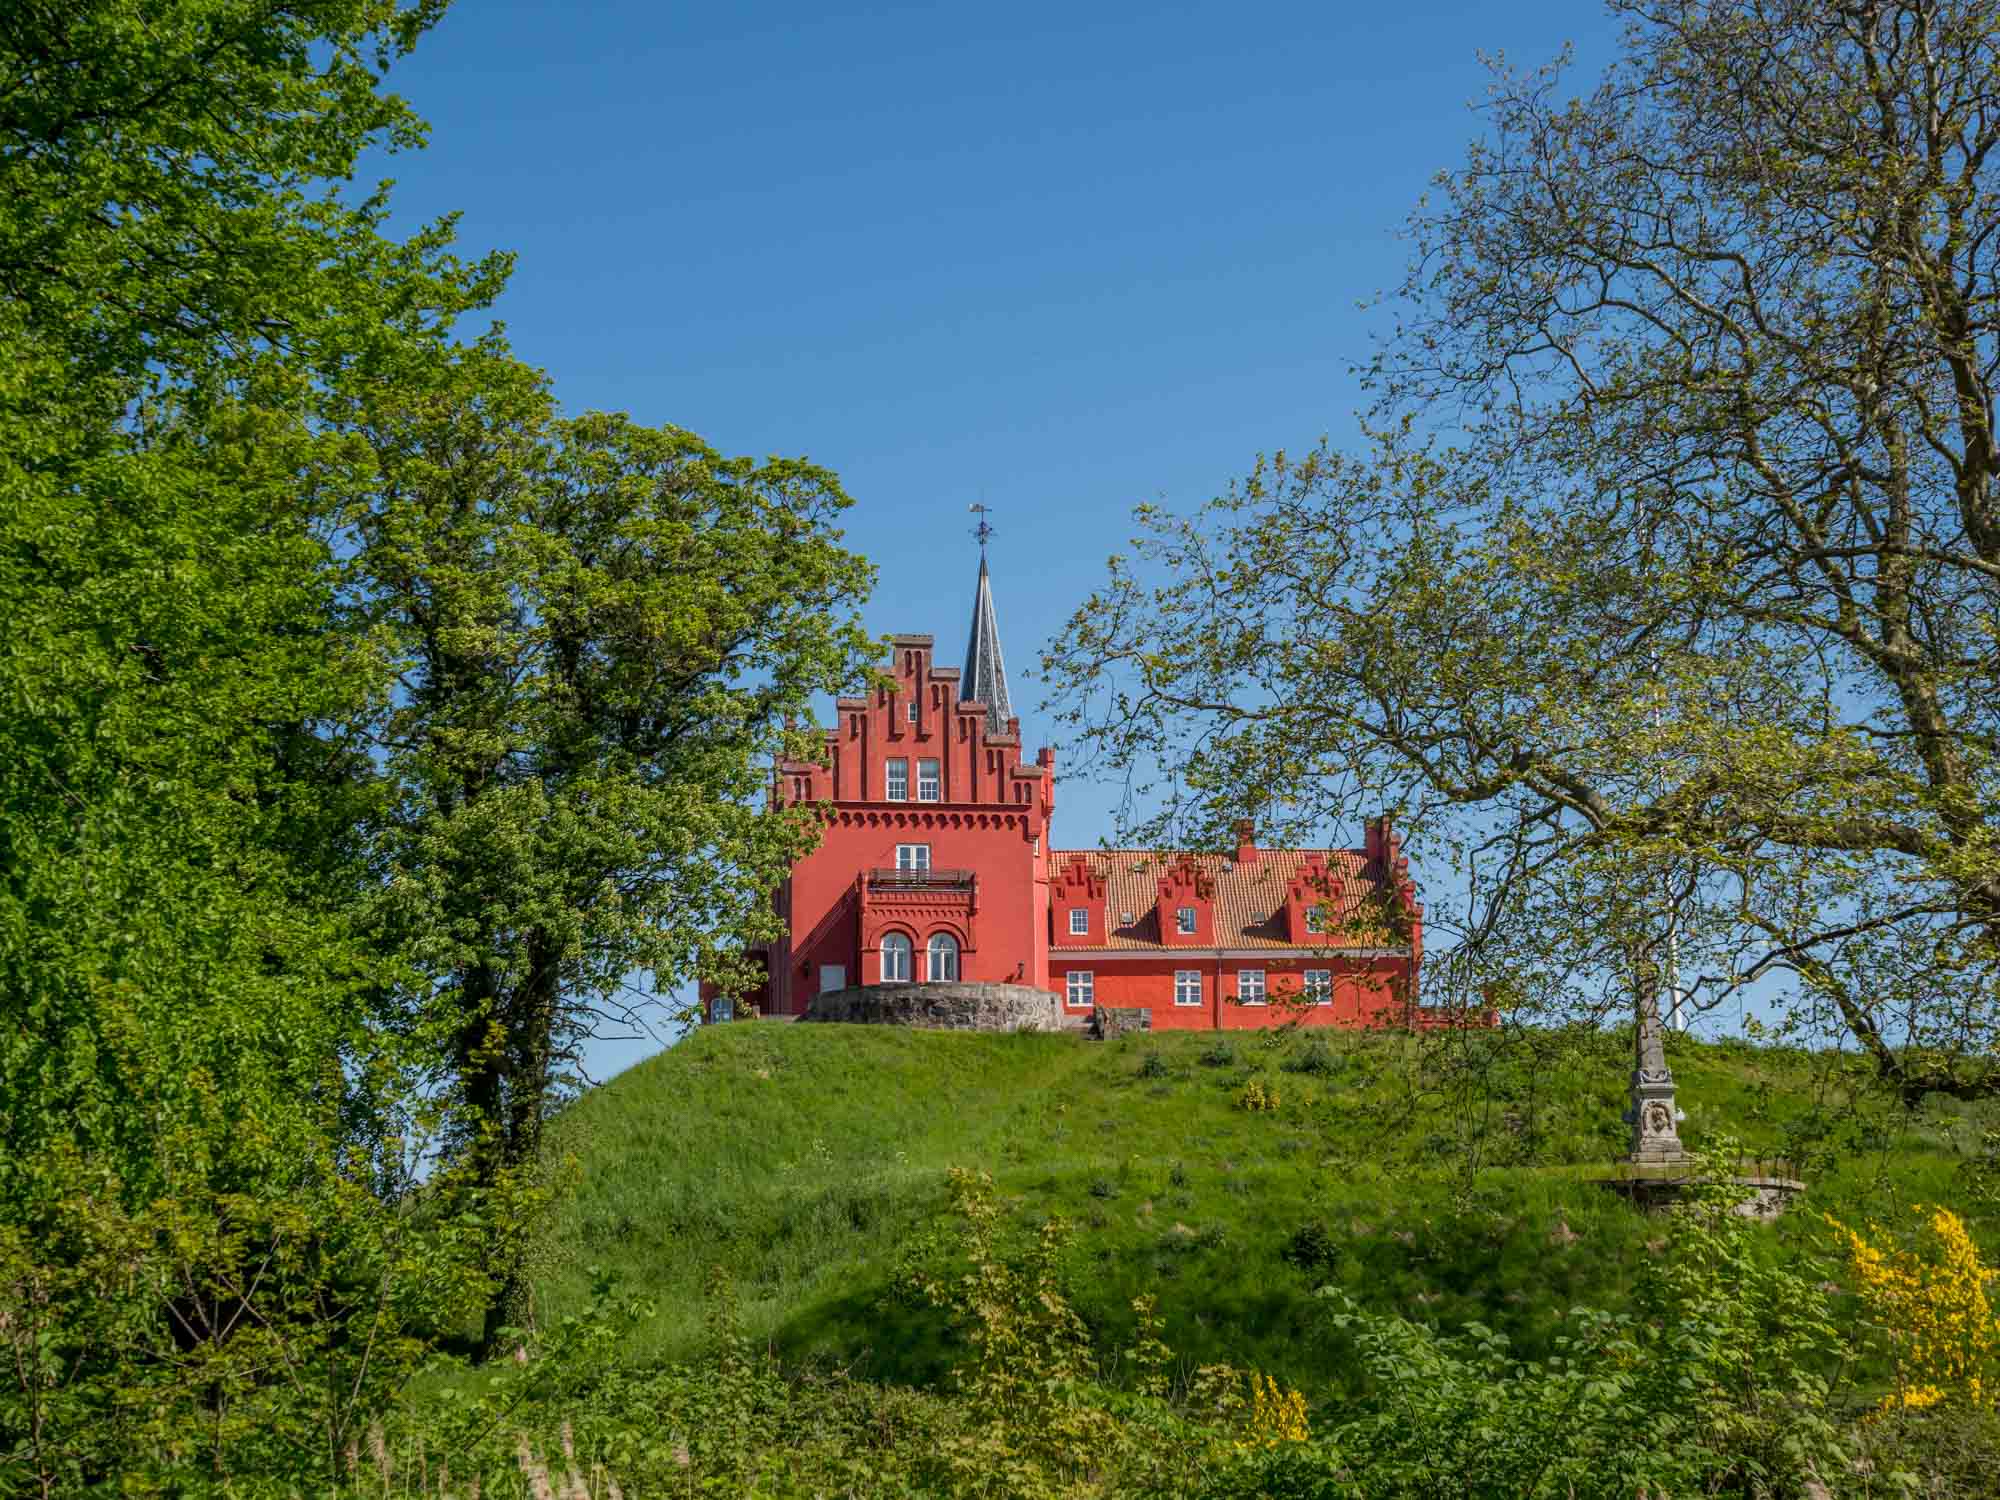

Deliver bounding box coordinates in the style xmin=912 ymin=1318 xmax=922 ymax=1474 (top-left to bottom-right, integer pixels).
xmin=962 ymin=547 xmax=1014 ymax=736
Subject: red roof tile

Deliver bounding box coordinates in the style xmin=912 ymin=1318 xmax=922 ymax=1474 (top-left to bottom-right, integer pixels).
xmin=1048 ymin=848 xmax=1402 ymax=950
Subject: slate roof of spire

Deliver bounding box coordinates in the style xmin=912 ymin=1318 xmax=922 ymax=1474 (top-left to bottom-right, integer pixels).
xmin=961 ymin=552 xmax=1013 ymax=734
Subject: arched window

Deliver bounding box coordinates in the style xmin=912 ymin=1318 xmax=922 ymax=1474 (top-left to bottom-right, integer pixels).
xmin=927 ymin=932 xmax=960 ymax=982
xmin=880 ymin=931 xmax=912 ymax=982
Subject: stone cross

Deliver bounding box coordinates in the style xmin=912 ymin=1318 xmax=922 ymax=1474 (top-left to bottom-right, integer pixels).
xmin=1627 ymin=969 xmax=1686 ymax=1164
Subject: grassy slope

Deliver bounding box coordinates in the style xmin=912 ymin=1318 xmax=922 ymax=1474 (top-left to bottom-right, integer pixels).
xmin=537 ymin=1020 xmax=2000 ymax=1391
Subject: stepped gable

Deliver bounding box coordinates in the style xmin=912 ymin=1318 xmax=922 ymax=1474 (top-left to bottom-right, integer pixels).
xmin=1048 ymin=848 xmax=1390 ymax=949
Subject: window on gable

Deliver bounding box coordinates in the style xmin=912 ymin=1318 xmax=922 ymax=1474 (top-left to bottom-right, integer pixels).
xmin=1305 ymin=906 xmax=1326 ymax=933
xmin=896 ymin=843 xmax=931 ymax=872
xmin=908 ymin=701 xmax=919 ymax=723
xmin=1304 ymin=969 xmax=1332 ymax=1005
xmin=1068 ymin=907 xmax=1088 ymax=935
xmin=1238 ymin=969 xmax=1267 ymax=1004
xmin=1066 ymin=970 xmax=1094 ymax=1008
xmin=1176 ymin=906 xmax=1196 ymax=934
xmin=886 ymin=758 xmax=908 ymax=800
xmin=1174 ymin=970 xmax=1202 ymax=1006
xmin=917 ymin=758 xmax=940 ymax=801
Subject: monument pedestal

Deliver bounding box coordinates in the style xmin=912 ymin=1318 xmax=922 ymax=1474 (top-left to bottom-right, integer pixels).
xmin=1626 ymin=1072 xmax=1687 ymax=1164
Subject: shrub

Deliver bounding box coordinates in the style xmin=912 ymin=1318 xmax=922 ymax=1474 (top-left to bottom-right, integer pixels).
xmin=1828 ymin=1202 xmax=2000 ymax=1409
xmin=1282 ymin=1220 xmax=1339 ymax=1275
xmin=1280 ymin=1038 xmax=1340 ymax=1077
xmin=1139 ymin=1051 xmax=1170 ymax=1079
xmin=1236 ymin=1078 xmax=1281 ymax=1112
xmin=1198 ymin=1042 xmax=1237 ymax=1068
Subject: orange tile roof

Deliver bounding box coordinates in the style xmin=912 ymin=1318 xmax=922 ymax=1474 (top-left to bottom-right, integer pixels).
xmin=1048 ymin=848 xmax=1403 ymax=950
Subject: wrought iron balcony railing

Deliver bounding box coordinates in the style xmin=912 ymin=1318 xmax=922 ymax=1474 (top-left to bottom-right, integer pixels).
xmin=867 ymin=867 xmax=976 ymax=890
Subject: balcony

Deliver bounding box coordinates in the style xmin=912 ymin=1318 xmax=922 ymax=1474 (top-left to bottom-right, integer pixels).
xmin=868 ymin=867 xmax=976 ymax=890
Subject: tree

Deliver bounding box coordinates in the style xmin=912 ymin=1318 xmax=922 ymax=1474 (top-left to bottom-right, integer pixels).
xmin=344 ymin=340 xmax=876 ymax=1344
xmin=0 ymin=1 xmax=510 ymax=1485
xmin=1046 ymin=0 xmax=2000 ymax=1098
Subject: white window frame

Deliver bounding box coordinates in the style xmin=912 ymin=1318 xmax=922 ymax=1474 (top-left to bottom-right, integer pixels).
xmin=907 ymin=700 xmax=919 ymax=723
xmin=885 ymin=758 xmax=908 ymax=800
xmin=881 ymin=932 xmax=912 ymax=982
xmin=1304 ymin=905 xmax=1326 ymax=933
xmin=1238 ymin=969 xmax=1267 ymax=1005
xmin=1304 ymin=969 xmax=1332 ymax=1005
xmin=1068 ymin=907 xmax=1088 ymax=935
xmin=1066 ymin=970 xmax=1094 ymax=1008
xmin=1174 ymin=969 xmax=1202 ymax=1006
xmin=927 ymin=931 xmax=959 ymax=981
xmin=895 ymin=843 xmax=931 ymax=872
xmin=1176 ymin=905 xmax=1196 ymax=934
xmin=917 ymin=758 xmax=941 ymax=801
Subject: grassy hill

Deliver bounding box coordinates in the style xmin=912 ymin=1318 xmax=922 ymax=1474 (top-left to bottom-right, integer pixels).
xmin=534 ymin=1018 xmax=2000 ymax=1392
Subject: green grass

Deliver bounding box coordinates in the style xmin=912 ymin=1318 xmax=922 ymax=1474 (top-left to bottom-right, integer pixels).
xmin=535 ymin=1020 xmax=2000 ymax=1392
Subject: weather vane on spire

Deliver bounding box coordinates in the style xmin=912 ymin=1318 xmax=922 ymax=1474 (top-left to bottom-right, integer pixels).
xmin=969 ymin=502 xmax=994 ymax=553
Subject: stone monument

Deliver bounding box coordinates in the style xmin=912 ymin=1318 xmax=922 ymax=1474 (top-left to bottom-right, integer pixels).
xmin=1625 ymin=977 xmax=1686 ymax=1165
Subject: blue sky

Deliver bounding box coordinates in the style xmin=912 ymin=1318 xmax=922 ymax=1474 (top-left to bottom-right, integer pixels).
xmin=365 ymin=1 xmax=1629 ymax=1076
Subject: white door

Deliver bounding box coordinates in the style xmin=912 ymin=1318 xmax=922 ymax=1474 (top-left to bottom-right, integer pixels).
xmin=819 ymin=964 xmax=846 ymax=994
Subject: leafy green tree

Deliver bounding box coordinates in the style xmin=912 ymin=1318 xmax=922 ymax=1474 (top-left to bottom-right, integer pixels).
xmin=0 ymin=0 xmax=510 ymax=1487
xmin=1047 ymin=0 xmax=2000 ymax=1096
xmin=343 ymin=340 xmax=876 ymax=1345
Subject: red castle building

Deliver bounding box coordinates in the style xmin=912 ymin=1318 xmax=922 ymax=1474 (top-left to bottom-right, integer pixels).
xmin=725 ymin=551 xmax=1431 ymax=1029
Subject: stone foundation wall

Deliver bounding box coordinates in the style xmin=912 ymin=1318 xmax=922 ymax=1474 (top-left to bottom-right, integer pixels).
xmin=802 ymin=981 xmax=1065 ymax=1032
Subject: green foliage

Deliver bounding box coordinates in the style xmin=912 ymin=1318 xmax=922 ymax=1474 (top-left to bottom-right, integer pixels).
xmin=1282 ymin=1219 xmax=1339 ymax=1275
xmin=341 ymin=335 xmax=875 ymax=1340
xmin=0 ymin=1 xmax=514 ymax=1490
xmin=1280 ymin=1038 xmax=1342 ymax=1078
xmin=0 ymin=0 xmax=874 ymax=1486
xmin=379 ymin=1126 xmax=1903 ymax=1499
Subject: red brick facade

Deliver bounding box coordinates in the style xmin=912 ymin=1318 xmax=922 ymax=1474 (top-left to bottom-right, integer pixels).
xmin=715 ymin=566 xmax=1447 ymax=1031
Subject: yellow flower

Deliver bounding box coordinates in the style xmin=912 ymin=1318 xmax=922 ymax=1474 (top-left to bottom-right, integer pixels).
xmin=1828 ymin=1206 xmax=2000 ymax=1411
xmin=1243 ymin=1371 xmax=1309 ymax=1446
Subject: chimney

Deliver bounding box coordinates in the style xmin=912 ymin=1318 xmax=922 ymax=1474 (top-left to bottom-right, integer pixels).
xmin=1233 ymin=817 xmax=1259 ymax=864
xmin=1365 ymin=814 xmax=1398 ymax=870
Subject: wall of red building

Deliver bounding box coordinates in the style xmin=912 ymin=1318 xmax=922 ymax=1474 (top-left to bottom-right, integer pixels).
xmin=1047 ymin=954 xmax=1415 ymax=1031
xmin=752 ymin=633 xmax=1055 ymax=1016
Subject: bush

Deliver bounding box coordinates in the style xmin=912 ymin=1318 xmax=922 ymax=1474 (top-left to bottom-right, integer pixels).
xmin=1282 ymin=1220 xmax=1339 ymax=1274
xmin=1280 ymin=1038 xmax=1340 ymax=1077
xmin=1139 ymin=1051 xmax=1170 ymax=1079
xmin=1237 ymin=1078 xmax=1281 ymax=1112
xmin=1198 ymin=1042 xmax=1237 ymax=1068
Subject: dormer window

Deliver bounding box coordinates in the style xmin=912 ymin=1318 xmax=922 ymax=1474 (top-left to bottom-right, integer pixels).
xmin=1069 ymin=908 xmax=1088 ymax=935
xmin=1176 ymin=906 xmax=1196 ymax=934
xmin=1305 ymin=907 xmax=1325 ymax=933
